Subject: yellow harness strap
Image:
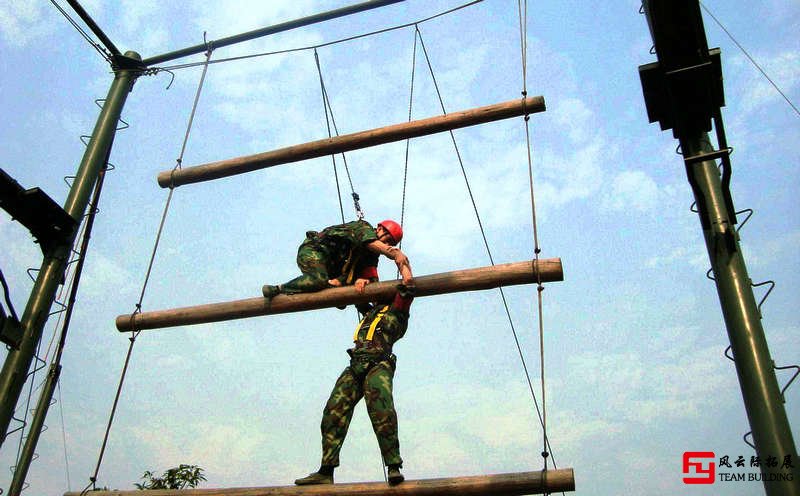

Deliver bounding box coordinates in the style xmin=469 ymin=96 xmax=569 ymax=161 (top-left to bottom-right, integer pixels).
xmin=353 ymin=305 xmax=390 ymax=342
xmin=342 ymin=249 xmax=361 ymax=284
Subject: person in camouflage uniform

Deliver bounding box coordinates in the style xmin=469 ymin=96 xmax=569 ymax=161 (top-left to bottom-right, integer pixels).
xmin=294 ymin=283 xmax=415 ymax=486
xmin=263 ymin=219 xmax=412 ymax=297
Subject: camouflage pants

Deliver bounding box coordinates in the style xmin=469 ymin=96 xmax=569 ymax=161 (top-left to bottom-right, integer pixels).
xmin=280 ymin=239 xmax=331 ymax=294
xmin=320 ymin=356 xmax=402 ymax=467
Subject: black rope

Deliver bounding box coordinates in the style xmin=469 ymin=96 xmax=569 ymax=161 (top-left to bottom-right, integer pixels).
xmin=153 ymin=0 xmax=485 ymax=73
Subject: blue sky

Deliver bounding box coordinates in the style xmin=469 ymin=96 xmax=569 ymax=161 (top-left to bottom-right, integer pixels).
xmin=1 ymin=1 xmax=798 ymax=495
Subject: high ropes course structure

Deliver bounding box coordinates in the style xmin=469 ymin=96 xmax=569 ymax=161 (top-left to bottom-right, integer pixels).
xmin=0 ymin=1 xmax=796 ymax=496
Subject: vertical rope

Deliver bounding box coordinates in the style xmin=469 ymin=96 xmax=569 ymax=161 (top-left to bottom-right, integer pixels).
xmin=399 ymin=29 xmax=418 ymax=241
xmin=80 ymin=44 xmax=214 ymax=495
xmin=58 ymin=381 xmax=71 ymax=491
xmin=314 ymin=49 xmax=346 ymax=223
xmin=313 ymin=49 xmax=364 ymax=220
xmin=517 ymin=0 xmax=555 ymax=473
xmin=395 ymin=26 xmax=419 ymax=277
xmin=415 ymin=22 xmax=556 ymax=470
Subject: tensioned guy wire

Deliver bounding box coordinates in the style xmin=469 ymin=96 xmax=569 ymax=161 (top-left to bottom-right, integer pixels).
xmin=414 ymin=20 xmax=558 ymax=470
xmin=699 ymin=1 xmax=800 ymax=118
xmin=314 ymin=49 xmax=363 ymax=221
xmin=80 ymin=46 xmax=214 ymax=495
xmin=153 ymin=0 xmax=485 ymax=73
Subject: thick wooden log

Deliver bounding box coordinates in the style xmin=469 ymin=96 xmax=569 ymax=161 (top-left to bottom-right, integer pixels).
xmin=64 ymin=468 xmax=574 ymax=496
xmin=157 ymin=96 xmax=546 ymax=187
xmin=116 ymin=258 xmax=562 ymax=332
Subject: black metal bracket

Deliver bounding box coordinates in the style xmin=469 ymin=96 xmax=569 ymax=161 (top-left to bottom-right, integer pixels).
xmin=0 ymin=168 xmax=77 ymax=255
xmin=639 ymin=48 xmax=724 ymax=138
xmin=0 ymin=310 xmax=22 ymax=349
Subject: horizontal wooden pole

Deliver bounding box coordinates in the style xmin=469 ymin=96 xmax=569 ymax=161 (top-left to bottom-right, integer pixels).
xmin=157 ymin=96 xmax=546 ymax=188
xmin=64 ymin=468 xmax=574 ymax=496
xmin=116 ymin=258 xmax=562 ymax=332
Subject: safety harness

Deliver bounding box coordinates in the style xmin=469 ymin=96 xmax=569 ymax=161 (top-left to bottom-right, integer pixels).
xmin=353 ymin=305 xmax=390 ymax=343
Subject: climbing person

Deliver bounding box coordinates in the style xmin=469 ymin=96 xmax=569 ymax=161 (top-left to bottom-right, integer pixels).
xmin=262 ymin=219 xmax=412 ymax=298
xmin=294 ymin=283 xmax=415 ymax=486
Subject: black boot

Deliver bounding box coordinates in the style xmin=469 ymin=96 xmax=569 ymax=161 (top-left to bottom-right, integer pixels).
xmin=387 ymin=465 xmax=404 ymax=485
xmin=262 ymin=284 xmax=281 ymax=298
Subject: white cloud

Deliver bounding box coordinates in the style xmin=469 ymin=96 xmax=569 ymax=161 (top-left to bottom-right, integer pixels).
xmin=0 ymin=0 xmax=52 ymax=46
xmin=741 ymin=229 xmax=800 ymax=270
xmin=645 ymin=244 xmax=708 ymax=270
xmin=552 ymin=97 xmax=594 ymax=143
xmin=566 ymin=344 xmax=735 ymax=426
xmin=602 ymin=169 xmax=660 ymax=212
xmin=537 ymin=135 xmax=606 ymax=208
xmin=731 ymin=50 xmax=800 ymax=115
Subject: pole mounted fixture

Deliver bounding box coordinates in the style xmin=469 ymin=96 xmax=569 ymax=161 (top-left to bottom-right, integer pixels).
xmin=639 ymin=2 xmax=798 ymax=495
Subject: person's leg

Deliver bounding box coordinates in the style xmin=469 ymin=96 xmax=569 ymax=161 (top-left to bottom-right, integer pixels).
xmin=267 ymin=242 xmax=330 ymax=296
xmin=295 ymin=366 xmax=363 ymax=486
xmin=320 ymin=366 xmax=364 ymax=468
xmin=364 ymin=360 xmax=403 ymax=479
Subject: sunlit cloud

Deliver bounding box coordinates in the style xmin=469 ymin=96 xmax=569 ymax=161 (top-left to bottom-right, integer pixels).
xmin=0 ymin=0 xmax=53 ymax=46
xmin=601 ymin=169 xmax=660 ymax=212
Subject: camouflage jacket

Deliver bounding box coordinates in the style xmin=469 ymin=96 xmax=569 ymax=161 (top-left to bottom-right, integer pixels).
xmin=350 ymin=284 xmax=415 ymax=359
xmin=309 ymin=220 xmax=380 ymax=285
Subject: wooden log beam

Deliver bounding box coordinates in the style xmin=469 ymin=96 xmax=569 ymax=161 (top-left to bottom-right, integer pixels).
xmin=64 ymin=468 xmax=574 ymax=496
xmin=116 ymin=258 xmax=562 ymax=332
xmin=157 ymin=96 xmax=546 ymax=188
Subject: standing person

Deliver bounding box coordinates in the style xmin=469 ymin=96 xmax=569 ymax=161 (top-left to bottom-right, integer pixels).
xmin=263 ymin=219 xmax=412 ymax=297
xmin=294 ymin=283 xmax=415 ymax=486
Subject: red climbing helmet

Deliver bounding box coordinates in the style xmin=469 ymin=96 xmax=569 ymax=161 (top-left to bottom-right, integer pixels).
xmin=378 ymin=219 xmax=403 ymax=245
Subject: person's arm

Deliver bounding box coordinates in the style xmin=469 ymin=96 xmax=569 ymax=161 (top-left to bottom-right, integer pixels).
xmin=353 ymin=266 xmax=378 ymax=293
xmin=366 ymin=240 xmax=414 ymax=285
xmin=328 ymin=264 xmax=378 ymax=292
xmin=391 ymin=283 xmax=415 ymax=313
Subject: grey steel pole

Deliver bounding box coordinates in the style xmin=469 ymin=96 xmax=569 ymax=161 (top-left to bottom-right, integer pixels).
xmin=0 ymin=51 xmax=141 ymax=450
xmin=142 ymin=0 xmax=404 ymax=66
xmin=682 ymin=133 xmax=799 ymax=495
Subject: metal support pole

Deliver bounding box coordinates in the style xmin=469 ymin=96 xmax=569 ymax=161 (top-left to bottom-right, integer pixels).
xmin=7 ymin=364 xmax=60 ymax=496
xmin=0 ymin=51 xmax=141 ymax=450
xmin=682 ymin=133 xmax=798 ymax=495
xmin=65 ymin=0 xmax=122 ymax=57
xmin=142 ymin=0 xmax=405 ymax=66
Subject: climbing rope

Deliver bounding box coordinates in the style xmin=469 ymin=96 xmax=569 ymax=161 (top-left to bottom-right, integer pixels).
xmin=313 ymin=49 xmax=363 ymax=221
xmin=79 ymin=43 xmax=214 ymax=495
xmin=414 ymin=15 xmax=558 ymax=471
xmin=516 ymin=0 xmax=555 ymax=473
